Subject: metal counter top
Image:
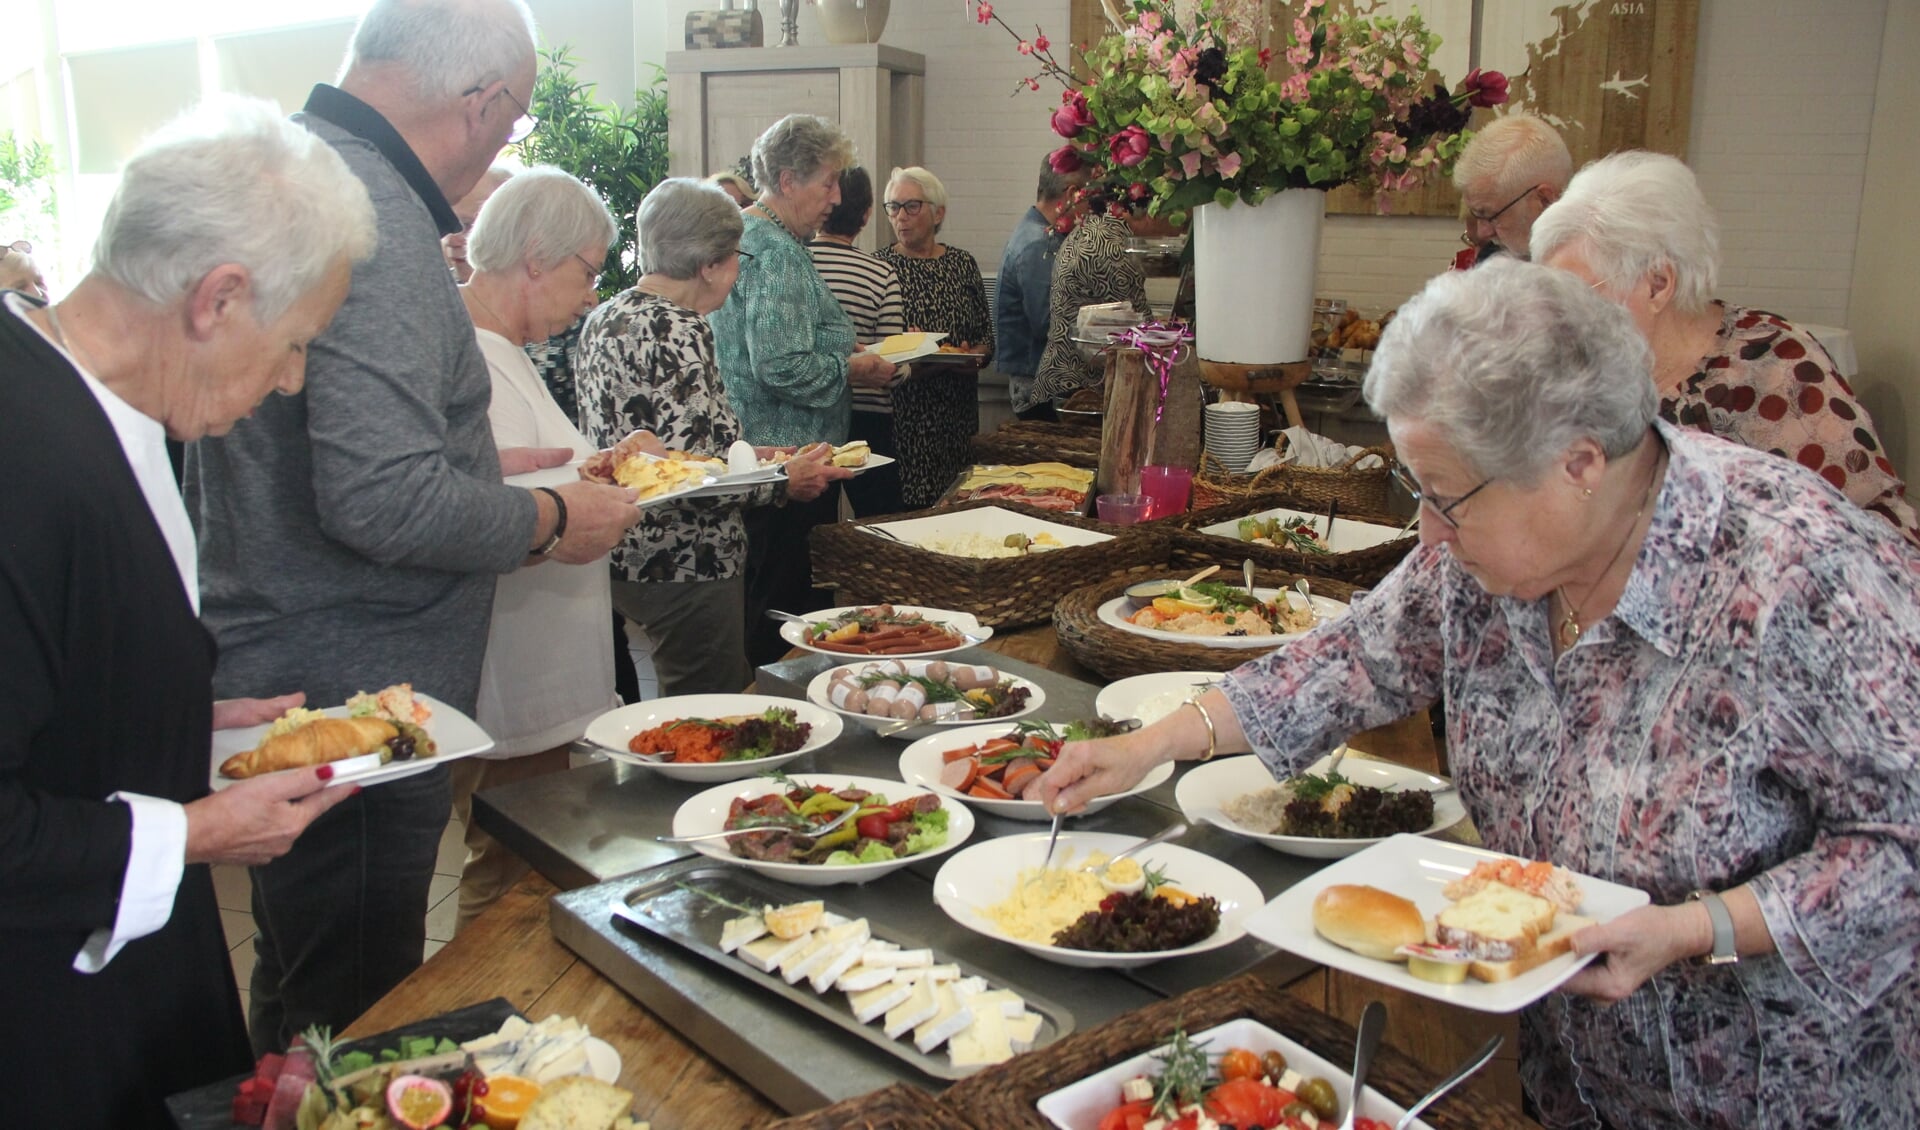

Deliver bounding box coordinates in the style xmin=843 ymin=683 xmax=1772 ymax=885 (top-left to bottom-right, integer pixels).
xmin=478 ymin=647 xmax=1328 ymax=1110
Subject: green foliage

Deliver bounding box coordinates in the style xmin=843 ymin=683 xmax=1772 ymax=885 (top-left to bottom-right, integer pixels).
xmin=0 ymin=131 xmax=58 ymax=235
xmin=515 ymin=46 xmax=669 ymax=297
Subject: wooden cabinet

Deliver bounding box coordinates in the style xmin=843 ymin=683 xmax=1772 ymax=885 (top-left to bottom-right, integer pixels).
xmin=665 ymin=44 xmax=925 ymax=253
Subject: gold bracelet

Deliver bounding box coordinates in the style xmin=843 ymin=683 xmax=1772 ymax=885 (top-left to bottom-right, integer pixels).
xmin=1184 ymin=698 xmax=1217 ymax=761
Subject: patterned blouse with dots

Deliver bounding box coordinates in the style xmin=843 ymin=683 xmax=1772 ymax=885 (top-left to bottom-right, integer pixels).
xmin=1664 ymin=305 xmax=1920 ymax=547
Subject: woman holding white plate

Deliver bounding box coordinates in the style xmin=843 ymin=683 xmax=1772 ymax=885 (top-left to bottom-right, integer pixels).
xmin=1038 ymin=260 xmax=1920 ymax=1128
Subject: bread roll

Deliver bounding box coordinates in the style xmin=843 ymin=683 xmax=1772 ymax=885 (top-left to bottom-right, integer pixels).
xmin=219 ymin=716 xmax=398 ymax=779
xmin=519 ymin=1076 xmax=635 ymax=1130
xmin=1312 ymin=884 xmax=1426 ymax=962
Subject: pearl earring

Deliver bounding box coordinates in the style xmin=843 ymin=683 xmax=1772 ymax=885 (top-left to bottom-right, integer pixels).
xmin=1583 ymin=488 xmax=1593 ymax=499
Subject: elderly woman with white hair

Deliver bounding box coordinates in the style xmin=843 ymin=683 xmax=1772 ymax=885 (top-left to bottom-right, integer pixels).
xmin=1038 ymin=259 xmax=1920 ymax=1128
xmin=878 ymin=165 xmax=995 ymax=507
xmin=712 ymin=114 xmax=894 ymax=665
xmin=1533 ymin=150 xmax=1919 ymax=546
xmin=579 ymin=177 xmax=851 ymax=693
xmin=1451 ymin=112 xmax=1571 ymax=262
xmin=448 ymin=166 xmax=619 ymax=931
xmin=0 ymin=239 xmax=48 ymax=301
xmin=0 ymin=96 xmax=372 ymax=1126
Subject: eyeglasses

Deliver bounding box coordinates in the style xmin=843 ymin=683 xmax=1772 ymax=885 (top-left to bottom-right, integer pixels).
xmin=883 ymin=200 xmax=928 ymax=217
xmin=571 ymin=253 xmax=605 ymax=290
xmin=1391 ymin=462 xmax=1493 ymax=530
xmin=5 ymin=240 xmax=29 ymax=254
xmin=734 ymin=248 xmax=755 ymax=263
xmin=463 ymin=82 xmax=540 ymax=144
xmin=1460 ymin=185 xmax=1537 ymax=244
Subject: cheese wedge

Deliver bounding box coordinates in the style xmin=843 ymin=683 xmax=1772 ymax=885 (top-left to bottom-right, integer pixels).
xmin=809 ymin=936 xmax=869 ymax=994
xmin=912 ymin=983 xmax=975 ymax=1054
xmin=780 ymin=932 xmax=837 ymax=983
xmin=1005 ymin=1011 xmax=1043 ymax=1053
xmin=875 ymin=332 xmax=928 ymax=356
xmin=949 ymin=1008 xmax=1012 ymax=1069
xmin=966 ymin=988 xmax=1028 ymax=1018
xmin=893 ymin=963 xmax=960 ymax=983
xmin=849 ymin=981 xmax=914 ymax=1024
xmin=862 ymin=947 xmax=932 ymax=968
xmin=883 ymin=980 xmax=939 ymax=1038
xmin=719 ymin=914 xmax=767 ymax=954
xmin=835 ymin=963 xmax=897 ymax=992
xmin=739 ymin=933 xmax=811 ymax=973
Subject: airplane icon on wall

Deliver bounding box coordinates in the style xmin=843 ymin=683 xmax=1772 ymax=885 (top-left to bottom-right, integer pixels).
xmin=1599 ymin=71 xmax=1650 ymax=99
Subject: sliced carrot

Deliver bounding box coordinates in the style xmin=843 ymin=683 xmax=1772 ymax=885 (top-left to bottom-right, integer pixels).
xmin=1002 ymin=761 xmax=1042 ymax=797
xmin=968 ymin=777 xmax=1014 ymax=800
xmin=978 ymin=738 xmax=1023 ymax=758
xmin=941 ymin=744 xmax=981 ymax=764
xmin=939 ymin=756 xmax=980 ymax=792
xmin=1035 ymin=756 xmax=1056 ymax=771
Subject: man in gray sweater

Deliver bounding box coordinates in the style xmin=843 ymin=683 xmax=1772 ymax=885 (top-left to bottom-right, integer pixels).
xmin=186 ymin=0 xmax=639 ymax=1054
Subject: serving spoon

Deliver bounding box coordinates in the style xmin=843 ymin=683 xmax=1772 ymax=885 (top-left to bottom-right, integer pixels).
xmin=655 ymin=804 xmax=857 ymax=846
xmin=573 ymin=737 xmax=671 ymax=764
xmin=1339 ymin=1000 xmax=1388 ymax=1130
xmin=1080 ymin=821 xmax=1189 ymax=873
xmin=1393 ymin=1034 xmax=1503 ymax=1130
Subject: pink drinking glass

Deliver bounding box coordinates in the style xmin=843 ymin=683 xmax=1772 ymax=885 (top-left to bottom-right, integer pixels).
xmin=1139 ymin=464 xmax=1194 ymax=518
xmin=1097 ymin=493 xmax=1153 ymax=525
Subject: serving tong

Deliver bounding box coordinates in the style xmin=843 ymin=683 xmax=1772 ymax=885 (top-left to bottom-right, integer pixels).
xmin=655 ymin=803 xmax=858 ymax=846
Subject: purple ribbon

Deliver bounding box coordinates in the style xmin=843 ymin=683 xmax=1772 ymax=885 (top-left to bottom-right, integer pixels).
xmin=1109 ymin=320 xmax=1194 ymax=422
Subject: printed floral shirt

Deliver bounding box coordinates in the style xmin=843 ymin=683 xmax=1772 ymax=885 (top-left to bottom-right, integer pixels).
xmin=1666 ymin=305 xmax=1920 ymax=547
xmin=574 ymin=291 xmax=770 ymax=584
xmin=1221 ymin=422 xmax=1920 ymax=1129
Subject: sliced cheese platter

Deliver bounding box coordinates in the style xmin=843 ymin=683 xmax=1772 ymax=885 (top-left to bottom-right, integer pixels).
xmin=609 ymin=865 xmax=1074 ymax=1080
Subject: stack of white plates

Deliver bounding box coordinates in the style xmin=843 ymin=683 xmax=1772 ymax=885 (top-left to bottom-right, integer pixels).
xmin=1203 ymin=401 xmax=1262 ymax=472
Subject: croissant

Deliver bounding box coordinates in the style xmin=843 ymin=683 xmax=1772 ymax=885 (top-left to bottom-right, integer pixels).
xmin=220 ymin=716 xmax=399 ymax=779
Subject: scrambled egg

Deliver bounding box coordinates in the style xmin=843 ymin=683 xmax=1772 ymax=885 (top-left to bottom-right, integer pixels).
xmin=982 ymin=850 xmax=1114 ymax=943
xmin=614 ymin=454 xmax=712 ymax=499
xmin=264 ymin=707 xmax=327 ymax=738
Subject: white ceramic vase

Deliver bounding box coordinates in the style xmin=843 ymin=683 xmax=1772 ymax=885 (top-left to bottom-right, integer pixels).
xmin=814 ymin=0 xmax=890 ymax=44
xmin=1191 ymin=188 xmax=1325 ymax=364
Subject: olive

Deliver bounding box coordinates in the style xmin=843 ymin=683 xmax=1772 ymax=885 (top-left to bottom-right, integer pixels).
xmin=1261 ymin=1050 xmax=1289 ymax=1081
xmin=1299 ymin=1077 xmax=1339 ymax=1120
xmin=1282 ymin=1101 xmax=1317 ymax=1122
xmin=387 ymin=736 xmax=416 ymax=761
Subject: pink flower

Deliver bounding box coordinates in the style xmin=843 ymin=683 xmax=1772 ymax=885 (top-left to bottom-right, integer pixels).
xmin=1048 ymin=144 xmax=1085 ymax=174
xmin=1018 ymin=39 xmax=1033 ymax=54
xmin=1026 ymin=77 xmax=1041 ymax=91
xmin=1216 ymin=152 xmax=1243 ymax=179
xmin=1050 ymin=90 xmax=1093 ymax=138
xmin=974 ymin=2 xmax=993 ymax=25
xmin=1139 ymin=10 xmax=1162 ymax=33
xmin=1461 ymin=68 xmax=1509 ymax=108
xmin=1292 ymin=17 xmax=1311 ymax=46
xmin=1258 ymin=47 xmax=1274 ymax=68
xmin=1129 ymin=182 xmax=1151 ymax=201
xmin=1279 ymin=72 xmax=1310 ymax=103
xmin=1034 ymin=33 xmax=1050 ymax=51
xmin=1179 ymin=150 xmax=1204 ymax=179
xmin=1108 ymin=124 xmax=1151 ymax=168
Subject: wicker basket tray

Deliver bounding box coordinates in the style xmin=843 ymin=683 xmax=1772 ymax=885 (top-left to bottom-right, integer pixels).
xmin=1053 ymin=569 xmax=1362 ymax=681
xmin=1170 ymin=493 xmax=1415 ymax=588
xmin=935 ymin=973 xmax=1532 ymax=1130
xmin=767 ymin=1083 xmax=975 ymax=1130
xmin=810 ymin=498 xmax=1172 ymax=630
xmin=1191 ymin=445 xmax=1394 ymax=514
xmin=970 ymin=420 xmax=1103 ymax=469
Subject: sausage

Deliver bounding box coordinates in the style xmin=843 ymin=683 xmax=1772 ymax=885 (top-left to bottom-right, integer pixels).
xmin=922 ymin=661 xmax=950 ymax=682
xmin=875 ymin=659 xmax=911 ymax=680
xmin=864 ymin=683 xmax=899 ymax=716
xmin=950 ymin=665 xmax=998 ymax=690
xmin=892 ymin=684 xmax=927 ymax=718
xmin=830 ymin=667 xmax=857 ymax=685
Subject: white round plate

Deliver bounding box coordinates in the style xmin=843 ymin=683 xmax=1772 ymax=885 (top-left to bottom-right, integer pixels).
xmin=896 ymin=723 xmax=1174 ymax=822
xmin=1096 ymin=589 xmax=1349 ymax=649
xmin=930 ymin=831 xmax=1264 ymax=967
xmin=1093 ymin=672 xmax=1225 ymax=729
xmin=582 ymin=694 xmax=842 ymax=783
xmin=1175 ymin=751 xmax=1467 ymax=859
xmin=778 ymin=604 xmax=993 ymax=659
xmin=805 ymin=660 xmax=1045 ymax=740
xmin=671 ymin=772 xmax=974 ymax=886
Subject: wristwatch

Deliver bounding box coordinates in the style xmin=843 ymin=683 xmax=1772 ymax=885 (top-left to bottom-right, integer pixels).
xmin=1688 ymin=890 xmax=1738 ymax=966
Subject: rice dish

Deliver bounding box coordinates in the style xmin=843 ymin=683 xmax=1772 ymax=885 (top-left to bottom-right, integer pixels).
xmin=912 ymin=531 xmax=1065 ymax=558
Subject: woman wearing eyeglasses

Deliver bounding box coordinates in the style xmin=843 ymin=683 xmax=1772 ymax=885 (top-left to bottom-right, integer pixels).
xmin=1038 ymin=259 xmax=1920 ymax=1130
xmin=1533 ymin=150 xmax=1920 ymax=549
xmin=875 ymin=166 xmax=994 ymax=508
xmin=577 ymin=177 xmax=851 ymax=693
xmin=0 ymin=240 xmax=47 ymax=302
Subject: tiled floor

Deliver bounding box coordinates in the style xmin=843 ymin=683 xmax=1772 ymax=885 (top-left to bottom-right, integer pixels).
xmin=212 ymin=813 xmax=469 ymax=1030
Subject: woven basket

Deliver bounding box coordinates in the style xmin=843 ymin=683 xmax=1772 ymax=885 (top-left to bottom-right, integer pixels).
xmin=1053 ymin=569 xmax=1362 ymax=681
xmin=767 ymin=1083 xmax=974 ymax=1130
xmin=935 ymin=973 xmax=1534 ymax=1130
xmin=969 ymin=420 xmax=1103 ymax=469
xmin=1170 ymin=492 xmax=1415 ymax=587
xmin=1191 ymin=444 xmax=1394 ymax=514
xmin=809 ymin=498 xmax=1172 ymax=630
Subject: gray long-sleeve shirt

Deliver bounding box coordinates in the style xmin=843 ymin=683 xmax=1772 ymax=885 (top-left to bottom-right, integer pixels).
xmin=186 ymin=87 xmax=536 ymax=714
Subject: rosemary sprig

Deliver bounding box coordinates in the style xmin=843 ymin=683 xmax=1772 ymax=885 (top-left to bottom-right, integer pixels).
xmin=298 ymin=1024 xmax=344 ymax=1090
xmin=674 ymin=882 xmax=762 ymax=916
xmin=1288 ymin=770 xmax=1352 ymax=802
xmin=1141 ymin=862 xmax=1177 ymax=897
xmin=1149 ymin=1025 xmax=1213 ymax=1116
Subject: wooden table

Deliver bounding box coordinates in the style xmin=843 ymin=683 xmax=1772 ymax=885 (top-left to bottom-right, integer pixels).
xmin=345 ymin=624 xmax=1535 ymax=1127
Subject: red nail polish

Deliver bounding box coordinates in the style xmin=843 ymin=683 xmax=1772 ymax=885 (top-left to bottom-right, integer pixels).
xmin=316 ymin=764 xmax=334 ymax=781
xmin=351 ymin=785 xmax=364 ymax=796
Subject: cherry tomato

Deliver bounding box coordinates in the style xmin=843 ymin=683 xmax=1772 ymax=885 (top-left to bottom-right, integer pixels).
xmin=855 ymin=813 xmax=893 ymax=840
xmin=1354 ymin=1120 xmax=1394 ymax=1130
xmin=1220 ymin=1047 xmax=1262 ymax=1082
xmin=1097 ymin=1099 xmax=1153 ymax=1130
xmin=1205 ymin=1077 xmax=1287 ymax=1128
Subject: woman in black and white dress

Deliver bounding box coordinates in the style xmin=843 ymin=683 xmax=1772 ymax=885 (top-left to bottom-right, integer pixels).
xmin=1033 ymin=203 xmax=1149 ymax=407
xmin=877 ymin=166 xmax=994 ymax=508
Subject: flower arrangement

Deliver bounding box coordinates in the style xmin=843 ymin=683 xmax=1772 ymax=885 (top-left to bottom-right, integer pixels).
xmin=970 ymin=0 xmax=1508 ymax=220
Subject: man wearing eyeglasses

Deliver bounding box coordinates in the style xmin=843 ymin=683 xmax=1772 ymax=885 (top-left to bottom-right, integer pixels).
xmin=1449 ymin=113 xmax=1572 ymax=266
xmin=186 ymin=0 xmax=642 ymax=1057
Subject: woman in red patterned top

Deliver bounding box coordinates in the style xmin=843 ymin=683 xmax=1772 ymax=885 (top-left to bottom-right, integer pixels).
xmin=1535 ymin=150 xmax=1920 ymax=547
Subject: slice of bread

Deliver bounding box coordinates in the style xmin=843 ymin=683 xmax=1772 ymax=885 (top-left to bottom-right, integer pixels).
xmin=519 ymin=1076 xmax=636 ymax=1130
xmin=1469 ymin=912 xmax=1594 ymax=982
xmin=1434 ymin=882 xmax=1556 ymax=962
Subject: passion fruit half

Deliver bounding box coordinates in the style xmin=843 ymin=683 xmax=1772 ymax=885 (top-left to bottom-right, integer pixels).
xmin=387 ymin=1074 xmax=454 ymax=1130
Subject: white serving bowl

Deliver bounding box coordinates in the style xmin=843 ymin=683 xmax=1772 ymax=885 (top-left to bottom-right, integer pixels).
xmin=806 ymin=659 xmax=1045 ymax=740
xmin=1092 ymin=671 xmax=1224 ymax=728
xmin=1174 ymin=750 xmax=1467 ymax=859
xmin=777 ymin=604 xmax=992 ymax=659
xmin=670 ymin=772 xmax=974 ymax=886
xmin=896 ymin=722 xmax=1174 ymax=822
xmin=582 ymin=694 xmax=841 ymax=783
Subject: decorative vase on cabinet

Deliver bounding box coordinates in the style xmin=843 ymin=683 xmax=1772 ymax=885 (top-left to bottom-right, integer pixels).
xmin=815 ymin=0 xmax=890 ymax=44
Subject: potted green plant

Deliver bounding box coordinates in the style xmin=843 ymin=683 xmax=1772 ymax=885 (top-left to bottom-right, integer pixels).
xmin=1 ymin=130 xmax=59 ymax=246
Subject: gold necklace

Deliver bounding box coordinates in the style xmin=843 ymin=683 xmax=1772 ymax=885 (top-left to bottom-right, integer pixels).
xmin=1554 ymin=453 xmax=1664 ymax=649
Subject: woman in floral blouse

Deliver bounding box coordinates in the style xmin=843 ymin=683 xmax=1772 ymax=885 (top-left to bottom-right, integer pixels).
xmin=1039 ymin=261 xmax=1920 ymax=1129
xmin=575 ymin=179 xmax=848 ymax=695
xmin=1535 ymin=150 xmax=1920 ymax=547
xmin=877 ymin=166 xmax=994 ymax=507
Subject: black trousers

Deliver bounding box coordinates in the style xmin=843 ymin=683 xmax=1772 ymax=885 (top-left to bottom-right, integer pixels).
xmin=841 ymin=410 xmax=905 ymax=518
xmin=743 ymin=488 xmax=842 ymax=669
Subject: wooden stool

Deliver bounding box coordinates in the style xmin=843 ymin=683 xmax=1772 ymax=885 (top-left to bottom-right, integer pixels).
xmin=1198 ymin=358 xmax=1313 ymax=428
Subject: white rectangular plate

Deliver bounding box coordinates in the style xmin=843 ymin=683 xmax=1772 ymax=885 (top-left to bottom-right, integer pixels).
xmin=504 ymin=458 xmax=587 ymax=490
xmin=873 ymin=331 xmax=947 ymax=364
xmin=865 ymin=505 xmax=1111 ymax=553
xmin=1202 ymin=506 xmax=1412 ymax=553
xmin=1243 ymin=834 xmax=1650 ymax=1013
xmin=1036 ymin=1016 xmax=1431 ymax=1130
xmin=208 ymin=694 xmax=494 ymax=792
